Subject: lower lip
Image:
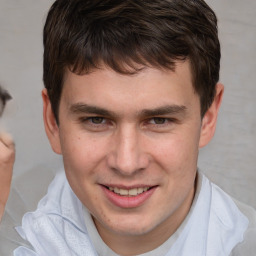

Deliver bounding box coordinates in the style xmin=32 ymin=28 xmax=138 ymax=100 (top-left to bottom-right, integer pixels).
xmin=101 ymin=186 xmax=157 ymax=209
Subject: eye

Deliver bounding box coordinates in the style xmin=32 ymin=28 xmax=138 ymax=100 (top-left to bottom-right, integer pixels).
xmin=90 ymin=117 xmax=105 ymax=124
xmin=78 ymin=116 xmax=107 ymax=126
xmin=152 ymin=117 xmax=167 ymax=124
xmin=144 ymin=117 xmax=178 ymax=132
xmin=148 ymin=117 xmax=168 ymax=125
xmin=79 ymin=116 xmax=113 ymax=132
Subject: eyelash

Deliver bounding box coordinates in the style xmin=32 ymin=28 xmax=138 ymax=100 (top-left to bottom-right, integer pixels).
xmin=80 ymin=116 xmax=109 ymax=126
xmin=79 ymin=116 xmax=177 ymax=130
xmin=145 ymin=117 xmax=177 ymax=128
xmin=148 ymin=117 xmax=170 ymax=125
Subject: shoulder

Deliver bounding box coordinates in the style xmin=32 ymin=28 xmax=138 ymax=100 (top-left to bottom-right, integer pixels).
xmin=13 ymin=171 xmax=95 ymax=255
xmin=0 ymin=167 xmax=57 ymax=255
xmin=198 ymin=173 xmax=252 ymax=255
xmin=20 ymin=170 xmax=84 ymax=230
xmin=229 ymin=199 xmax=256 ymax=255
xmin=233 ymin=198 xmax=256 ymax=225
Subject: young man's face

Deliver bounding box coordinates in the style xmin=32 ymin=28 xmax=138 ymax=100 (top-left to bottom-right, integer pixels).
xmin=43 ymin=60 xmax=222 ymax=254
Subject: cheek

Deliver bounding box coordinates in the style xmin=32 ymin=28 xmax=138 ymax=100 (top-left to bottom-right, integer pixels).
xmin=152 ymin=132 xmax=200 ymax=174
xmin=60 ymin=132 xmax=103 ymax=176
xmin=60 ymin=133 xmax=106 ymax=202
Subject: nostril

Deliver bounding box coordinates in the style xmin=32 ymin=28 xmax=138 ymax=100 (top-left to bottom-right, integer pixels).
xmin=106 ymin=130 xmax=150 ymax=175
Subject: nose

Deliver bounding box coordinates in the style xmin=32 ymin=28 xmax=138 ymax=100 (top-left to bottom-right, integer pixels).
xmin=107 ymin=125 xmax=149 ymax=176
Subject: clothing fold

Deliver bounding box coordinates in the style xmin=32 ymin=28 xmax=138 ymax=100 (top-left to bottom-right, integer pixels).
xmin=14 ymin=171 xmax=249 ymax=256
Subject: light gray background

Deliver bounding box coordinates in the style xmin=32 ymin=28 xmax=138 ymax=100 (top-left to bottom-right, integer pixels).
xmin=0 ymin=0 xmax=255 ymax=208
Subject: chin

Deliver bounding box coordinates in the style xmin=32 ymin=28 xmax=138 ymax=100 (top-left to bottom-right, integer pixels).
xmin=106 ymin=215 xmax=158 ymax=236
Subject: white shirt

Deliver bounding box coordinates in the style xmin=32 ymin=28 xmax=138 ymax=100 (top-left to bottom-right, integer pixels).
xmin=10 ymin=170 xmax=255 ymax=256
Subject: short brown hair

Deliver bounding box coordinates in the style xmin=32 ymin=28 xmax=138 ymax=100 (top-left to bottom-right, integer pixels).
xmin=43 ymin=0 xmax=220 ymax=122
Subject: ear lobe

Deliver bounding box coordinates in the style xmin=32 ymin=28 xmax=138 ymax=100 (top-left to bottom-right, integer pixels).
xmin=42 ymin=89 xmax=62 ymax=154
xmin=199 ymin=83 xmax=224 ymax=148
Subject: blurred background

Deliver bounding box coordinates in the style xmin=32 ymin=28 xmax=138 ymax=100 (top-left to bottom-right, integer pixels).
xmin=0 ymin=0 xmax=255 ymax=208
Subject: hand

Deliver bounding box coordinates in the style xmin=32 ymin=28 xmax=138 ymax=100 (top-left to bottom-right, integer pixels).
xmin=0 ymin=132 xmax=15 ymax=221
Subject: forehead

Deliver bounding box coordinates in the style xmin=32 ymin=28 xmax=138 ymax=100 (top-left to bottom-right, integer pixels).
xmin=61 ymin=60 xmax=198 ymax=113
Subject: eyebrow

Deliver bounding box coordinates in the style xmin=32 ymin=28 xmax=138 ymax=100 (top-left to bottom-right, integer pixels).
xmin=69 ymin=103 xmax=187 ymax=117
xmin=69 ymin=103 xmax=116 ymax=117
xmin=140 ymin=105 xmax=187 ymax=117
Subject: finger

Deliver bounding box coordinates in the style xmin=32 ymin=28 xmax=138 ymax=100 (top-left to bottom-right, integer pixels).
xmin=0 ymin=132 xmax=15 ymax=149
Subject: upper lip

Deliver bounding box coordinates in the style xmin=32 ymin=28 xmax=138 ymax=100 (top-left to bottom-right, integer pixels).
xmin=101 ymin=184 xmax=157 ymax=189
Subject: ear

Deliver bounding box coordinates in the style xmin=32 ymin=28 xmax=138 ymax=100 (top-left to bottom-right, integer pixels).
xmin=199 ymin=83 xmax=224 ymax=148
xmin=42 ymin=89 xmax=62 ymax=154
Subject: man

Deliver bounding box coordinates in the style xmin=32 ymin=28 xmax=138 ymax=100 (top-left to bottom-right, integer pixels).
xmin=13 ymin=0 xmax=256 ymax=255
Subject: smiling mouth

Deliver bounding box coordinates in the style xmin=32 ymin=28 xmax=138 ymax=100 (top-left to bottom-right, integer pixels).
xmin=105 ymin=186 xmax=152 ymax=197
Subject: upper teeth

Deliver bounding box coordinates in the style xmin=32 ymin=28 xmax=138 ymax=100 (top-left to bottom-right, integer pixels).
xmin=109 ymin=187 xmax=150 ymax=196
